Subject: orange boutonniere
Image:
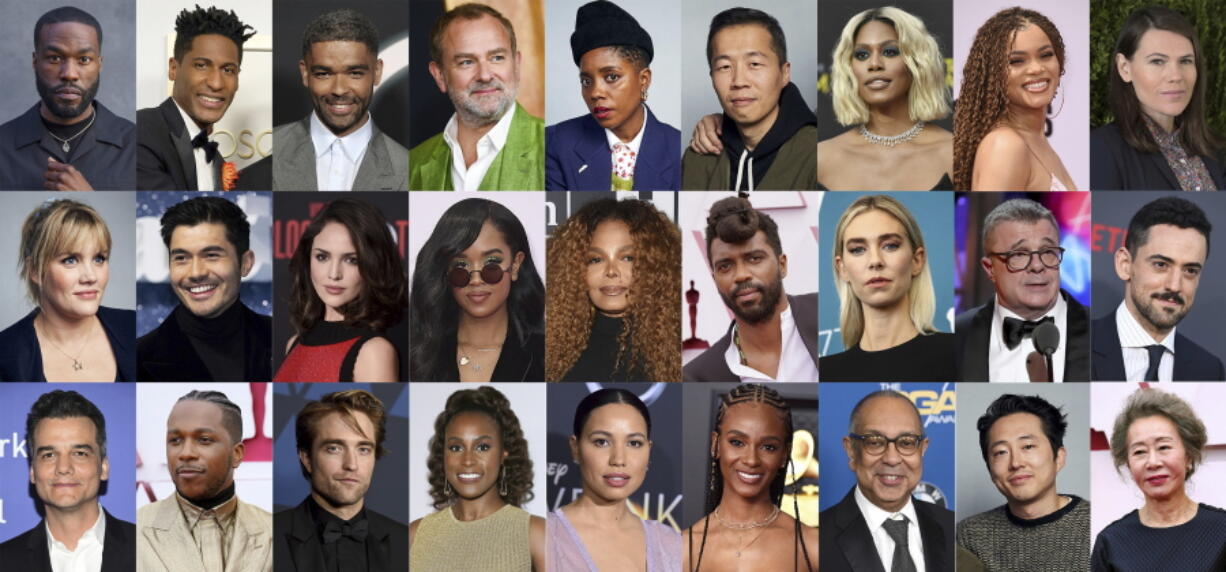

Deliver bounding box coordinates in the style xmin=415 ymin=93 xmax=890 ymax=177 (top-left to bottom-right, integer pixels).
xmin=222 ymin=161 xmax=239 ymax=191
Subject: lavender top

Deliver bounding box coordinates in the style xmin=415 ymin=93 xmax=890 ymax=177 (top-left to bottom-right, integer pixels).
xmin=548 ymin=509 xmax=681 ymax=572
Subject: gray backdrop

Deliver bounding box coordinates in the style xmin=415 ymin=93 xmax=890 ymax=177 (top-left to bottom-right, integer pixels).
xmin=0 ymin=191 xmax=137 ymax=329
xmin=680 ymin=0 xmax=817 ymax=154
xmin=1090 ymin=191 xmax=1226 ymax=367
xmin=544 ymin=0 xmax=681 ymax=132
xmin=0 ymin=0 xmax=136 ymax=123
xmin=955 ymin=383 xmax=1090 ymax=521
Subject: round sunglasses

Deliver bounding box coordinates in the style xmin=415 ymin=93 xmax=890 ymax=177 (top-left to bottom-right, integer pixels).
xmin=448 ymin=262 xmax=511 ymax=288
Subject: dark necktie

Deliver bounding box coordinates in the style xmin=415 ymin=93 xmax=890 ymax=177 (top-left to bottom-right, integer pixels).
xmin=191 ymin=130 xmax=220 ymax=163
xmin=1003 ymin=316 xmax=1054 ymax=350
xmin=1144 ymin=344 xmax=1166 ymax=382
xmin=883 ymin=517 xmax=917 ymax=572
xmin=321 ymin=518 xmax=369 ymax=544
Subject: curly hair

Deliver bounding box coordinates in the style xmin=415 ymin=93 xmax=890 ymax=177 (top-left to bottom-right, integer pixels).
xmin=288 ymin=198 xmax=407 ymax=334
xmin=426 ymin=386 xmax=534 ymax=510
xmin=173 ymin=5 xmax=256 ymax=62
xmin=953 ymin=8 xmax=1065 ymax=190
xmin=546 ymin=198 xmax=680 ymax=382
xmin=1110 ymin=387 xmax=1206 ymax=479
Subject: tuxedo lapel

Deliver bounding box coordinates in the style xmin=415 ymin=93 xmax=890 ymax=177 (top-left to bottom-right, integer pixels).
xmin=365 ymin=517 xmax=391 ymax=572
xmin=159 ymin=98 xmax=199 ymax=190
xmin=960 ymin=302 xmax=993 ymax=381
xmin=1063 ymin=293 xmax=1091 ymax=382
xmin=285 ymin=500 xmax=326 ymax=572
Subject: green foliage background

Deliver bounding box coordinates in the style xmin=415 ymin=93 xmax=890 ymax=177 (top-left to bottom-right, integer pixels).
xmin=1090 ymin=0 xmax=1226 ymax=136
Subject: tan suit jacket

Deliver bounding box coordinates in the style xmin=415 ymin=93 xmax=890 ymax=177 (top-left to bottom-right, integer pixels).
xmin=137 ymin=495 xmax=273 ymax=572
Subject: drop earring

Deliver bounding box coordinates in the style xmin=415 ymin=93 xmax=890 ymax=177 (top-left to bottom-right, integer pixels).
xmin=499 ymin=465 xmax=508 ymax=497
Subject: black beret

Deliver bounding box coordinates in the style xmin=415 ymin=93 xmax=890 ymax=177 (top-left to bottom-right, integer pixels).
xmin=569 ymin=0 xmax=653 ymax=67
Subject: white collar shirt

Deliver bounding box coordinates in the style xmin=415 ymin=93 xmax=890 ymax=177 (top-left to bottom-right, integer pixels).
xmin=603 ymin=107 xmax=646 ymax=154
xmin=443 ymin=105 xmax=515 ymax=191
xmin=174 ymin=100 xmax=216 ymax=191
xmin=310 ymin=111 xmax=374 ymax=191
xmin=46 ymin=507 xmax=106 ymax=572
xmin=988 ymin=294 xmax=1067 ymax=382
xmin=854 ymin=485 xmax=926 ymax=572
xmin=1115 ymin=301 xmax=1176 ymax=382
xmin=723 ymin=303 xmax=818 ymax=382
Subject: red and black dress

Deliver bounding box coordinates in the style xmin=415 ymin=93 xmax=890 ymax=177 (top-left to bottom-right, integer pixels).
xmin=273 ymin=321 xmax=387 ymax=382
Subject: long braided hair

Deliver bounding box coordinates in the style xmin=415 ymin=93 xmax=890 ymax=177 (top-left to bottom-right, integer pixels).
xmin=689 ymin=384 xmax=814 ymax=571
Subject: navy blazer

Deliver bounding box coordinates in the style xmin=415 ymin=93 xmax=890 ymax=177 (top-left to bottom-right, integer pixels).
xmin=0 ymin=509 xmax=136 ymax=572
xmin=1090 ymin=121 xmax=1226 ymax=190
xmin=545 ymin=106 xmax=680 ymax=190
xmin=820 ymin=487 xmax=954 ymax=572
xmin=1090 ymin=307 xmax=1226 ymax=381
xmin=0 ymin=307 xmax=135 ymax=382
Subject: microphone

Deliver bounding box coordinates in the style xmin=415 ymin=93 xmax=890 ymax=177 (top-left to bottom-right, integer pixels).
xmin=1032 ymin=321 xmax=1060 ymax=382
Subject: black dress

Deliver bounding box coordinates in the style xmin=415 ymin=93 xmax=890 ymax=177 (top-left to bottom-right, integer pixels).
xmin=560 ymin=314 xmax=647 ymax=381
xmin=1091 ymin=503 xmax=1226 ymax=572
xmin=819 ymin=332 xmax=955 ymax=381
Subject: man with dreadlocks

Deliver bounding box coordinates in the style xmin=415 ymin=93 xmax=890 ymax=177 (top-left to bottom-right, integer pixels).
xmin=684 ymin=383 xmax=817 ymax=571
xmin=137 ymin=5 xmax=256 ymax=190
xmin=821 ymin=389 xmax=954 ymax=572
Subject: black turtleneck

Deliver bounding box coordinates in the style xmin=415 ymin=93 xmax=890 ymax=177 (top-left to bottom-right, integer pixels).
xmin=306 ymin=495 xmax=370 ymax=572
xmin=175 ymin=300 xmax=246 ymax=382
xmin=560 ymin=313 xmax=647 ymax=381
xmin=185 ymin=482 xmax=236 ymax=510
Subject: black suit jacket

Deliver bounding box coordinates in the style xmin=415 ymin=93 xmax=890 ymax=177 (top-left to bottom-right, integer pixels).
xmin=0 ymin=306 xmax=135 ymax=382
xmin=273 ymin=498 xmax=408 ymax=572
xmin=136 ymin=303 xmax=272 ymax=381
xmin=136 ymin=97 xmax=223 ymax=190
xmin=1090 ymin=307 xmax=1226 ymax=381
xmin=820 ymin=487 xmax=954 ymax=572
xmin=1091 ymin=122 xmax=1226 ymax=191
xmin=0 ymin=509 xmax=135 ymax=572
xmin=954 ymin=290 xmax=1089 ymax=382
xmin=683 ymin=292 xmax=818 ymax=382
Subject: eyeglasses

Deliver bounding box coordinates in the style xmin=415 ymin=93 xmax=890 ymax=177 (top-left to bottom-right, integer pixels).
xmin=447 ymin=262 xmax=510 ymax=288
xmin=988 ymin=247 xmax=1065 ymax=272
xmin=847 ymin=432 xmax=925 ymax=455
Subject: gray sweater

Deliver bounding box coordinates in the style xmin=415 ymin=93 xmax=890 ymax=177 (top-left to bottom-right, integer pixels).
xmin=956 ymin=495 xmax=1090 ymax=572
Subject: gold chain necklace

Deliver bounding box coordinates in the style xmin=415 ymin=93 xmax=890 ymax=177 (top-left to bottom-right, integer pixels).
xmin=714 ymin=506 xmax=780 ymax=558
xmin=35 ymin=316 xmax=95 ymax=371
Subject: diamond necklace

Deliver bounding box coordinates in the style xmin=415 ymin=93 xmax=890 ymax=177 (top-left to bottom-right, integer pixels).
xmin=859 ymin=120 xmax=925 ymax=148
xmin=47 ymin=110 xmax=97 ymax=154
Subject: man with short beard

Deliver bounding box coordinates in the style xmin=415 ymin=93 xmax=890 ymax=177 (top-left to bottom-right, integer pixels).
xmin=1092 ymin=196 xmax=1224 ymax=381
xmin=271 ymin=10 xmax=407 ymax=191
xmin=683 ymin=196 xmax=818 ymax=381
xmin=0 ymin=7 xmax=135 ymax=190
xmin=273 ymin=390 xmax=406 ymax=572
xmin=409 ymin=3 xmax=544 ymax=191
xmin=137 ymin=390 xmax=272 ymax=572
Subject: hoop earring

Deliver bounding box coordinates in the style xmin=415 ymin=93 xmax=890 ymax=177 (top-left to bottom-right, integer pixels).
xmin=499 ymin=465 xmax=508 ymax=497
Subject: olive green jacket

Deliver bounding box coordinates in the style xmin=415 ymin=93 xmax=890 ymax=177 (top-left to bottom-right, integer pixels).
xmin=409 ymin=103 xmax=544 ymax=190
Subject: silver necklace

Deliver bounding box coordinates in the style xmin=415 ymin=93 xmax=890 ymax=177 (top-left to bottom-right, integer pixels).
xmin=859 ymin=120 xmax=925 ymax=148
xmin=47 ymin=111 xmax=97 ymax=154
xmin=35 ymin=317 xmax=94 ymax=371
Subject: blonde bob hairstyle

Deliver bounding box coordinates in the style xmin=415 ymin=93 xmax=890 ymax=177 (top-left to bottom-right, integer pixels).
xmin=831 ymin=6 xmax=949 ymax=126
xmin=832 ymin=195 xmax=936 ymax=348
xmin=1110 ymin=388 xmax=1206 ymax=479
xmin=18 ymin=199 xmax=112 ymax=307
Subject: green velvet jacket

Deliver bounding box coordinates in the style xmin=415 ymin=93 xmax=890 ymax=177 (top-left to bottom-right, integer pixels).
xmin=409 ymin=103 xmax=545 ymax=190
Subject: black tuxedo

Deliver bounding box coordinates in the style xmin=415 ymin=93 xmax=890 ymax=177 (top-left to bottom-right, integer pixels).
xmin=683 ymin=292 xmax=818 ymax=382
xmin=1091 ymin=307 xmax=1225 ymax=381
xmin=954 ymin=290 xmax=1090 ymax=382
xmin=273 ymin=497 xmax=408 ymax=572
xmin=137 ymin=97 xmax=223 ymax=190
xmin=136 ymin=303 xmax=272 ymax=381
xmin=0 ymin=509 xmax=135 ymax=572
xmin=820 ymin=487 xmax=954 ymax=572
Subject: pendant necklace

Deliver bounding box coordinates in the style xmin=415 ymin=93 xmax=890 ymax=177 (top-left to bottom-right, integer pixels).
xmin=859 ymin=120 xmax=925 ymax=148
xmin=47 ymin=111 xmax=97 ymax=154
xmin=458 ymin=342 xmax=502 ymax=372
xmin=36 ymin=317 xmax=94 ymax=372
xmin=714 ymin=505 xmax=780 ymax=558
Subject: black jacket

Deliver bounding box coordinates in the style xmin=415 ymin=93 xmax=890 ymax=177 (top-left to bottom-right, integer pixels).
xmin=136 ymin=303 xmax=272 ymax=381
xmin=273 ymin=498 xmax=407 ymax=572
xmin=0 ymin=509 xmax=135 ymax=572
xmin=954 ymin=290 xmax=1090 ymax=382
xmin=137 ymin=97 xmax=223 ymax=190
xmin=1090 ymin=307 xmax=1225 ymax=381
xmin=1090 ymin=121 xmax=1226 ymax=191
xmin=0 ymin=307 xmax=135 ymax=382
xmin=439 ymin=328 xmax=544 ymax=382
xmin=683 ymin=293 xmax=817 ymax=382
xmin=820 ymin=487 xmax=954 ymax=572
xmin=0 ymin=101 xmax=135 ymax=190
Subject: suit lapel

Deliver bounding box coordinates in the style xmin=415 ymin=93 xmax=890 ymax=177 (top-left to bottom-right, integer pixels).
xmin=144 ymin=498 xmax=206 ymax=572
xmin=832 ymin=489 xmax=886 ymax=572
xmin=277 ymin=118 xmax=319 ymax=190
xmin=1091 ymin=310 xmax=1126 ymax=381
xmin=634 ymin=108 xmax=676 ymax=190
xmin=365 ymin=516 xmax=391 ymax=572
xmin=353 ymin=129 xmax=392 ymax=190
xmin=101 ymin=510 xmax=135 ymax=572
xmin=916 ymin=503 xmax=949 ymax=572
xmin=1063 ymin=293 xmax=1090 ymax=382
xmin=160 ymin=98 xmax=199 ymax=190
xmin=23 ymin=520 xmax=53 ymax=572
xmin=230 ymin=502 xmax=271 ymax=572
xmin=961 ymin=302 xmax=993 ymax=381
xmin=572 ymin=117 xmax=610 ymax=190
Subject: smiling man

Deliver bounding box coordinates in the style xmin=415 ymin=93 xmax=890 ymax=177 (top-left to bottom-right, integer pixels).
xmin=1092 ymin=196 xmax=1224 ymax=381
xmin=0 ymin=7 xmax=135 ymax=190
xmin=274 ymin=390 xmax=406 ymax=572
xmin=271 ymin=10 xmax=407 ymax=191
xmin=957 ymin=394 xmax=1090 ymax=571
xmin=0 ymin=390 xmax=135 ymax=571
xmin=681 ymin=7 xmax=816 ymax=191
xmin=409 ymin=3 xmax=544 ymax=191
xmin=821 ymin=390 xmax=954 ymax=572
xmin=956 ymin=198 xmax=1090 ymax=382
xmin=137 ymin=196 xmax=272 ymax=381
xmin=136 ymin=6 xmax=255 ymax=190
xmin=137 ymin=390 xmax=271 ymax=572
xmin=682 ymin=196 xmax=817 ymax=382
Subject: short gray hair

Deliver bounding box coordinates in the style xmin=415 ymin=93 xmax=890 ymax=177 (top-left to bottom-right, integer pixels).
xmin=981 ymin=199 xmax=1059 ymax=254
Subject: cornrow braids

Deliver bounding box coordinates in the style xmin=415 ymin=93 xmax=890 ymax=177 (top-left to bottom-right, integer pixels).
xmin=176 ymin=390 xmax=243 ymax=444
xmin=173 ymin=5 xmax=257 ymax=63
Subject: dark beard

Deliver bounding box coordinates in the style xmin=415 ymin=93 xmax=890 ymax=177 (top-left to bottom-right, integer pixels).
xmin=36 ymin=77 xmax=99 ymax=120
xmin=720 ymin=270 xmax=784 ymax=324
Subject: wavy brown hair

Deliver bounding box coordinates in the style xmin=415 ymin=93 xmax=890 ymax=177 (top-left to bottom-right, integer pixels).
xmin=426 ymin=386 xmax=534 ymax=510
xmin=545 ymin=198 xmax=680 ymax=382
xmin=953 ymin=8 xmax=1065 ymax=190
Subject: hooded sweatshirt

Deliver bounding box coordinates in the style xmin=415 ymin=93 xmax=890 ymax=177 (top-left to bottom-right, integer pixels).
xmin=719 ymin=82 xmax=817 ymax=192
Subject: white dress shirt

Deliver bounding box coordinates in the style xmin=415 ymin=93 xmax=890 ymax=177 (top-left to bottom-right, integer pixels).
xmin=46 ymin=508 xmax=106 ymax=572
xmin=174 ymin=101 xmax=216 ymax=191
xmin=988 ymin=294 xmax=1067 ymax=382
xmin=1115 ymin=302 xmax=1176 ymax=382
xmin=854 ymin=485 xmax=927 ymax=572
xmin=723 ymin=303 xmax=819 ymax=382
xmin=443 ymin=106 xmax=515 ymax=191
xmin=310 ymin=111 xmax=373 ymax=191
xmin=603 ymin=108 xmax=645 ymax=154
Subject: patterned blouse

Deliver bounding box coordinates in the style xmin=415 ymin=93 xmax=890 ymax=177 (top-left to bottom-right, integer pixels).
xmin=1144 ymin=115 xmax=1217 ymax=191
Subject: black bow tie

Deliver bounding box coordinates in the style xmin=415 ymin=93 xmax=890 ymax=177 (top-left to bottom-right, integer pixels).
xmin=1003 ymin=316 xmax=1054 ymax=350
xmin=191 ymin=130 xmax=220 ymax=163
xmin=321 ymin=518 xmax=368 ymax=544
